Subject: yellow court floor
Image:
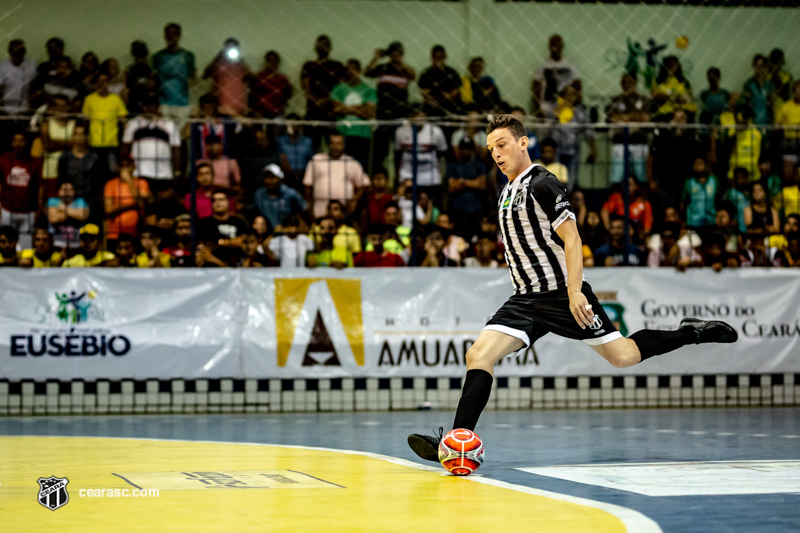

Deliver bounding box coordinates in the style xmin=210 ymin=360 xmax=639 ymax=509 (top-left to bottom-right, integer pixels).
xmin=0 ymin=436 xmax=656 ymax=532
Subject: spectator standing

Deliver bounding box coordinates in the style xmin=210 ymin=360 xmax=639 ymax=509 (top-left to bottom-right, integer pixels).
xmin=651 ymin=56 xmax=696 ymax=121
xmin=196 ymin=134 xmax=241 ymax=194
xmin=460 ymin=57 xmax=502 ymax=113
xmin=606 ymin=73 xmax=652 ymax=185
xmin=769 ymin=48 xmax=793 ymax=120
xmin=82 ymin=72 xmax=127 ymax=178
xmin=268 ymin=213 xmax=314 ymax=268
xmin=364 ymin=41 xmax=415 ymax=120
xmin=303 ymin=133 xmax=369 ymax=218
xmin=240 ymin=128 xmax=283 ymax=200
xmin=122 ymin=95 xmax=180 ymax=193
xmin=78 ymin=52 xmax=99 ymax=93
xmin=40 ymin=57 xmax=84 ymax=110
xmin=594 ymin=217 xmax=644 ymax=267
xmin=774 ymin=162 xmax=800 ymax=217
xmin=744 ymin=181 xmax=780 ymax=238
xmin=19 ymin=227 xmax=62 ymax=267
xmin=532 ymin=35 xmax=580 ymax=117
xmin=394 ymin=108 xmax=447 ymax=204
xmin=722 ymin=106 xmax=761 ymax=180
xmin=743 ymin=54 xmax=775 ymax=126
xmin=681 ymin=156 xmax=720 ymax=236
xmin=152 ymin=23 xmax=196 ymax=125
xmin=57 ymin=124 xmax=102 ymax=214
xmin=30 ymin=37 xmax=65 ymax=107
xmin=103 ymin=157 xmax=151 ymax=246
xmin=253 ymin=163 xmax=307 ymax=231
xmin=777 ymin=81 xmax=800 ymax=168
xmin=542 ymin=84 xmax=595 ymax=191
xmin=0 ymin=132 xmax=41 ymax=249
xmin=47 ymin=180 xmax=89 ymax=251
xmin=124 ymin=40 xmax=154 ymax=115
xmin=61 ymin=223 xmax=115 ymax=267
xmin=649 ymin=110 xmax=704 ymax=202
xmin=37 ymin=95 xmax=75 ymax=200
xmin=203 ymin=38 xmax=250 ymax=117
xmin=300 ymin=35 xmax=346 ymax=147
xmin=250 ymin=51 xmax=292 ymax=118
xmin=187 ymin=94 xmax=241 ymax=160
xmin=0 ymin=39 xmax=36 ymax=115
xmin=699 ymin=67 xmax=730 ymax=125
xmin=277 ymin=115 xmax=314 ymax=189
xmin=447 ymin=136 xmax=486 ymax=237
xmin=722 ymin=167 xmax=751 ymax=235
xmin=331 ymin=59 xmax=377 ymax=171
xmin=418 ymin=45 xmax=462 ymax=117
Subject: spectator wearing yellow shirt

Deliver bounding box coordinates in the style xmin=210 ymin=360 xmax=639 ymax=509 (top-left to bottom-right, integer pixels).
xmin=307 ymin=215 xmax=353 ymax=268
xmin=536 ymin=138 xmax=569 ymax=186
xmin=82 ymin=71 xmax=128 ymax=179
xmin=777 ymin=81 xmax=800 ymax=168
xmin=113 ymin=234 xmax=137 ymax=267
xmin=20 ymin=228 xmax=62 ymax=267
xmin=0 ymin=225 xmax=20 ymax=266
xmin=651 ymin=56 xmax=696 ymax=121
xmin=723 ymin=106 xmax=761 ymax=180
xmin=62 ymin=224 xmax=115 ymax=267
xmin=136 ymin=227 xmax=171 ymax=267
xmin=774 ymin=162 xmax=800 ymax=218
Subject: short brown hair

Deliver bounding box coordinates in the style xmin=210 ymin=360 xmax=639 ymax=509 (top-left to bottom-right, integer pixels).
xmin=486 ymin=114 xmax=526 ymax=140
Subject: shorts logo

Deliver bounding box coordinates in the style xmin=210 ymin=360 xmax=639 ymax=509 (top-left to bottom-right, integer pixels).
xmin=588 ymin=315 xmax=604 ymax=331
xmin=38 ymin=476 xmax=69 ymax=511
xmin=274 ymin=278 xmax=364 ymax=368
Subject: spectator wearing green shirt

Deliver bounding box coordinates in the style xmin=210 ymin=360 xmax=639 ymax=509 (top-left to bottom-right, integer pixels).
xmin=722 ymin=167 xmax=751 ymax=235
xmin=682 ymin=156 xmax=719 ymax=235
xmin=331 ymin=59 xmax=377 ymax=172
xmin=152 ymin=23 xmax=196 ymax=126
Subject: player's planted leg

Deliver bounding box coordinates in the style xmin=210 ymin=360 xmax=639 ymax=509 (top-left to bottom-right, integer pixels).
xmin=407 ymin=330 xmax=523 ymax=462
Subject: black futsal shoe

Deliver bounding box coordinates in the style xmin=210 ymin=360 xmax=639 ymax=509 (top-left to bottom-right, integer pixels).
xmin=680 ymin=318 xmax=739 ymax=344
xmin=407 ymin=426 xmax=443 ymax=462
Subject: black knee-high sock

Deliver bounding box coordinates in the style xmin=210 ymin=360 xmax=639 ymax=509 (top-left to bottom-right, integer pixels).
xmin=452 ymin=369 xmax=493 ymax=431
xmin=630 ymin=328 xmax=697 ymax=361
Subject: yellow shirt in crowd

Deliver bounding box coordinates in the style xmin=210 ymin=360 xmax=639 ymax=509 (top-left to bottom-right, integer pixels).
xmin=82 ymin=92 xmax=127 ymax=147
xmin=62 ymin=251 xmax=116 ymax=267
xmin=20 ymin=249 xmax=62 ymax=267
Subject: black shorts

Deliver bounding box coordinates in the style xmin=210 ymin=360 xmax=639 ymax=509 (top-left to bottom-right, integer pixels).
xmin=484 ymin=281 xmax=622 ymax=353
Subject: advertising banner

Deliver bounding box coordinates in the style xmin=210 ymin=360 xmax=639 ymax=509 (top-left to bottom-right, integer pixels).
xmin=0 ymin=270 xmax=241 ymax=379
xmin=2 ymin=269 xmax=799 ymax=380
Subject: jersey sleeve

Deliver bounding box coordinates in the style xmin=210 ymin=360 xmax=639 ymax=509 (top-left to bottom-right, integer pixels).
xmin=532 ymin=173 xmax=574 ymax=230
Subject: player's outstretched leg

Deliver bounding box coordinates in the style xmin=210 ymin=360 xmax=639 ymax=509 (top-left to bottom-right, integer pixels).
xmin=407 ymin=330 xmax=524 ymax=462
xmin=596 ymin=317 xmax=738 ymax=368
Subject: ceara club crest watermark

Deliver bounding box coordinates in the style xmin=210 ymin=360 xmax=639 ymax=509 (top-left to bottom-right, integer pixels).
xmin=38 ymin=476 xmax=70 ymax=510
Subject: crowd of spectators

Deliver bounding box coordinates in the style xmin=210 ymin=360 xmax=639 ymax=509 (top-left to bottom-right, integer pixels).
xmin=0 ymin=26 xmax=798 ymax=270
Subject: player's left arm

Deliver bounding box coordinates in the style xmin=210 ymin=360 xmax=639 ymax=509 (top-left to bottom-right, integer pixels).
xmin=533 ymin=175 xmax=594 ymax=329
xmin=555 ymin=219 xmax=594 ymax=329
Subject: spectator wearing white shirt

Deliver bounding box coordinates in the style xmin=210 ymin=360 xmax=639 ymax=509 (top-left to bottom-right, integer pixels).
xmin=268 ymin=213 xmax=314 ymax=268
xmin=0 ymin=39 xmax=36 ymax=115
xmin=394 ymin=107 xmax=448 ymax=205
xmin=122 ymin=95 xmax=180 ymax=193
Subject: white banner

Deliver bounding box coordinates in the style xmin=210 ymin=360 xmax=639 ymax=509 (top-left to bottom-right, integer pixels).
xmin=0 ymin=270 xmax=242 ymax=379
xmin=2 ymin=269 xmax=799 ymax=380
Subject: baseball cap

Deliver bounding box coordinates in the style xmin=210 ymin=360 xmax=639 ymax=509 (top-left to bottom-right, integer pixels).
xmin=262 ymin=163 xmax=284 ymax=179
xmin=79 ymin=223 xmax=100 ymax=236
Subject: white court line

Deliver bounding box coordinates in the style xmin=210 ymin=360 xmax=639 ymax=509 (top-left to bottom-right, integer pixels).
xmin=5 ymin=435 xmax=662 ymax=533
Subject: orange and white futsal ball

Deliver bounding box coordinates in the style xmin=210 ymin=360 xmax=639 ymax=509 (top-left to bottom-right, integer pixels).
xmin=438 ymin=428 xmax=485 ymax=476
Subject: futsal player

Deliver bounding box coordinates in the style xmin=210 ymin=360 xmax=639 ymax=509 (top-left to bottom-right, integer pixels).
xmin=407 ymin=114 xmax=738 ymax=462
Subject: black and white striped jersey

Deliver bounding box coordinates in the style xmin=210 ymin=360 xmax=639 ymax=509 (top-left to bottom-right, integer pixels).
xmin=497 ymin=163 xmax=578 ymax=294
